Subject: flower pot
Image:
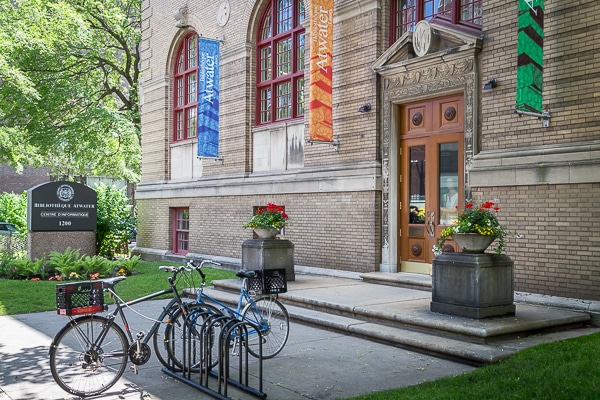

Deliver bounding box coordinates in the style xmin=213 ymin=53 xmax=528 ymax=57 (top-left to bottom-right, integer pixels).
xmin=451 ymin=233 xmax=496 ymax=253
xmin=253 ymin=227 xmax=280 ymax=239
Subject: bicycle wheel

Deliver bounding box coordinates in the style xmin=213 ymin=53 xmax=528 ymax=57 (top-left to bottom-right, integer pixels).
xmin=164 ymin=303 xmax=223 ymax=372
xmin=152 ymin=301 xmax=192 ymax=371
xmin=49 ymin=315 xmax=128 ymax=397
xmin=242 ymin=296 xmax=289 ymax=359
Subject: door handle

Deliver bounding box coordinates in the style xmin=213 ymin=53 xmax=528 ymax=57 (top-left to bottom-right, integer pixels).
xmin=426 ymin=211 xmax=435 ymax=238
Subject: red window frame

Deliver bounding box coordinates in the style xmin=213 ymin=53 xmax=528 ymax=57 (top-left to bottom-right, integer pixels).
xmin=390 ymin=0 xmax=482 ymax=44
xmin=172 ymin=208 xmax=190 ymax=255
xmin=256 ymin=0 xmax=305 ymax=125
xmin=173 ymin=33 xmax=198 ymax=142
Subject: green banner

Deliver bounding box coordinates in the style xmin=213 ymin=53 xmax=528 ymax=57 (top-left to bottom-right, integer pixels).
xmin=516 ymin=0 xmax=544 ymax=113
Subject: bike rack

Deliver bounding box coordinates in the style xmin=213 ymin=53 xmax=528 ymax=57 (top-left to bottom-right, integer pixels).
xmin=161 ymin=305 xmax=266 ymax=399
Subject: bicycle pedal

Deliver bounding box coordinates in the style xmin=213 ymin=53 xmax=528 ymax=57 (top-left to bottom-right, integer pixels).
xmin=130 ymin=365 xmax=139 ymax=374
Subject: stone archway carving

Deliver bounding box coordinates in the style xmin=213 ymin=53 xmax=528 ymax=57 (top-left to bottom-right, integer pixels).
xmin=377 ymin=53 xmax=479 ymax=272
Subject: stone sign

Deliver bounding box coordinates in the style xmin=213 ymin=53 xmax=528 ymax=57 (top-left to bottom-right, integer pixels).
xmin=27 ymin=181 xmax=97 ymax=232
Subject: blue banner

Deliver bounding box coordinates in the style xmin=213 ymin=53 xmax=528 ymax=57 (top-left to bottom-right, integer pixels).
xmin=197 ymin=38 xmax=220 ymax=158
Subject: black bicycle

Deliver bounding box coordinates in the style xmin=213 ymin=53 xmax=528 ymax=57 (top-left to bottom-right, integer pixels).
xmin=48 ymin=265 xmax=220 ymax=397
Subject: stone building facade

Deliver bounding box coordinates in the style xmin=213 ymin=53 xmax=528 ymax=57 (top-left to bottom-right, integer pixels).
xmin=137 ymin=0 xmax=600 ymax=300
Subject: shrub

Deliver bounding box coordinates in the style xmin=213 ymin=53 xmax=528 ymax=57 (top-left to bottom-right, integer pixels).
xmin=113 ymin=254 xmax=140 ymax=276
xmin=0 ymin=191 xmax=27 ymax=235
xmin=95 ymin=183 xmax=136 ymax=258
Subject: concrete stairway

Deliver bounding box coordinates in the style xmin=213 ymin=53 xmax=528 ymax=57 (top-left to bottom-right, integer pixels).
xmin=203 ymin=273 xmax=596 ymax=366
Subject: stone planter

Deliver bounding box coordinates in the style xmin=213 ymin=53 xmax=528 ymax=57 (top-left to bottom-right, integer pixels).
xmin=253 ymin=227 xmax=280 ymax=239
xmin=241 ymin=238 xmax=295 ymax=282
xmin=430 ymin=252 xmax=515 ymax=319
xmin=451 ymin=233 xmax=496 ymax=253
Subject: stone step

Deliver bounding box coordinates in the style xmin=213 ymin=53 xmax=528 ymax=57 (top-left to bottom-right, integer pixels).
xmin=201 ymin=279 xmax=593 ymax=365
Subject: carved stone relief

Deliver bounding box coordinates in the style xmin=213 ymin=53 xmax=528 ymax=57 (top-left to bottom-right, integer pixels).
xmin=379 ymin=56 xmax=477 ymax=269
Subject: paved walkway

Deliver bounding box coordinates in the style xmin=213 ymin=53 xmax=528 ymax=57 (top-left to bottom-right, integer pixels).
xmin=0 ymin=300 xmax=474 ymax=400
xmin=1 ymin=272 xmax=598 ymax=400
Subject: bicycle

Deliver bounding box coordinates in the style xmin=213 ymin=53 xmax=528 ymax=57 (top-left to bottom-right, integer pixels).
xmin=48 ymin=265 xmax=220 ymax=397
xmin=165 ymin=259 xmax=290 ymax=369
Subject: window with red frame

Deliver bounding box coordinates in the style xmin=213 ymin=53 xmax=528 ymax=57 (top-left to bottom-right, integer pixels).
xmin=390 ymin=0 xmax=482 ymax=44
xmin=173 ymin=34 xmax=198 ymax=142
xmin=173 ymin=208 xmax=190 ymax=254
xmin=256 ymin=0 xmax=305 ymax=125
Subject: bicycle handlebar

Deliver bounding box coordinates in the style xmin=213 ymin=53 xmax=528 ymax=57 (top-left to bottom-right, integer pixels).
xmin=185 ymin=259 xmax=221 ymax=286
xmin=157 ymin=265 xmax=188 ymax=285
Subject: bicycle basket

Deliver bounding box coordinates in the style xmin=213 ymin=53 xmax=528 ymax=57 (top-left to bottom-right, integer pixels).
xmin=56 ymin=281 xmax=104 ymax=316
xmin=248 ymin=269 xmax=287 ymax=295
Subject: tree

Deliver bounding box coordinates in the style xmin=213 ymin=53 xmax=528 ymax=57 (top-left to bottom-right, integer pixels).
xmin=0 ymin=0 xmax=141 ymax=182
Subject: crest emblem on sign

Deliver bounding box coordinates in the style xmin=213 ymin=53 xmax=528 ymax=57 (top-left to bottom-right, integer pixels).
xmin=56 ymin=184 xmax=75 ymax=202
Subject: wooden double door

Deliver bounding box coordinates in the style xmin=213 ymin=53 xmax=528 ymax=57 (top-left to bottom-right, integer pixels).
xmin=399 ymin=95 xmax=464 ymax=274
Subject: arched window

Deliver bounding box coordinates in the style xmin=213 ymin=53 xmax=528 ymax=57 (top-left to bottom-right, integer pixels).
xmin=173 ymin=33 xmax=198 ymax=142
xmin=256 ymin=0 xmax=305 ymax=125
xmin=390 ymin=0 xmax=482 ymax=44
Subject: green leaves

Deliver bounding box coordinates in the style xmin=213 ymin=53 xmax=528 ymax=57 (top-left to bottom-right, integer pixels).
xmin=95 ymin=182 xmax=136 ymax=258
xmin=0 ymin=0 xmax=141 ymax=182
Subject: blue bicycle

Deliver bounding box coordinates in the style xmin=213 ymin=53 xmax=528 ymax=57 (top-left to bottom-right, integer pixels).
xmin=164 ymin=259 xmax=289 ymax=367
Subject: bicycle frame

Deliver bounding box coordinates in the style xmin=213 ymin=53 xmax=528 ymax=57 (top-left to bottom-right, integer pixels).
xmin=64 ymin=271 xmax=190 ymax=355
xmin=99 ymin=285 xmax=180 ymax=346
xmin=195 ymin=280 xmax=271 ymax=333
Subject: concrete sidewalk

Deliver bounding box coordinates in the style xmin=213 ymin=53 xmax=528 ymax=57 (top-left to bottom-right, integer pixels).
xmin=0 ymin=299 xmax=475 ymax=400
xmin=1 ymin=272 xmax=598 ymax=400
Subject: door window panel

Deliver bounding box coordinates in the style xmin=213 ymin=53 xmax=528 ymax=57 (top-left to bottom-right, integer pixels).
xmin=439 ymin=142 xmax=458 ymax=225
xmin=409 ymin=146 xmax=426 ymax=225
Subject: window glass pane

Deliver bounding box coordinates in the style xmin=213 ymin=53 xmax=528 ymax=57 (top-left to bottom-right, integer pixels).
xmin=257 ymin=0 xmax=304 ymax=126
xmin=261 ymin=8 xmax=272 ymax=40
xmin=296 ymin=77 xmax=304 ymax=116
xmin=439 ymin=142 xmax=459 ymax=225
xmin=177 ymin=52 xmax=184 ymax=73
xmin=187 ymin=36 xmax=197 ymax=69
xmin=261 ymin=46 xmax=272 ymax=81
xmin=261 ymin=88 xmax=272 ymax=123
xmin=175 ymin=208 xmax=190 ymax=253
xmin=173 ymin=34 xmax=199 ymax=142
xmin=177 ymin=231 xmax=189 ymax=251
xmin=277 ymin=38 xmax=292 ymax=76
xmin=409 ymin=146 xmax=425 ymax=224
xmin=187 ymin=72 xmax=196 ymax=104
xmin=176 ymin=111 xmax=184 ymax=140
xmin=438 ymin=0 xmax=453 ymax=17
xmin=187 ymin=107 xmax=197 ymax=138
xmin=276 ymin=82 xmax=291 ymax=120
xmin=297 ymin=33 xmax=305 ymax=70
xmin=461 ymin=0 xmax=482 ymax=25
xmin=397 ymin=0 xmax=416 ymax=37
xmin=176 ymin=78 xmax=184 ymax=106
xmin=277 ymin=0 xmax=293 ymax=34
xmin=297 ymin=0 xmax=305 ymax=24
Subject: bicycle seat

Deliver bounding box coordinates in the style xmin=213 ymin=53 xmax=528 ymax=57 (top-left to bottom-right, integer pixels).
xmin=236 ymin=269 xmax=257 ymax=278
xmin=101 ymin=276 xmax=127 ymax=290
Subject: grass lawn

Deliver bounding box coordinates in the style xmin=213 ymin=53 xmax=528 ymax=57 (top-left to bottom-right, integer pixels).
xmin=0 ymin=260 xmax=237 ymax=316
xmin=344 ymin=330 xmax=600 ymax=399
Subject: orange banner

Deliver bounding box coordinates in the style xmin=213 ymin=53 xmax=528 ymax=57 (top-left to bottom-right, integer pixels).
xmin=309 ymin=0 xmax=334 ymax=142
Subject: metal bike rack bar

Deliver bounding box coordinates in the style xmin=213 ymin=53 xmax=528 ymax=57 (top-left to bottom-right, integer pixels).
xmin=161 ymin=304 xmax=266 ymax=399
